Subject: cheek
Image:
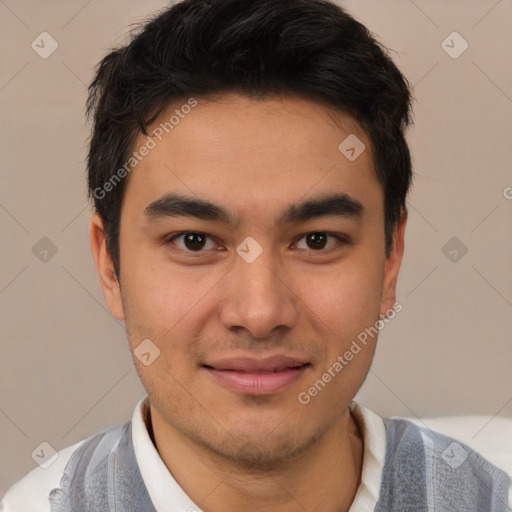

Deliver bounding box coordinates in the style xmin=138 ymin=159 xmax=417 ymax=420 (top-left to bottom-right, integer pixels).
xmin=121 ymin=248 xmax=217 ymax=335
xmin=294 ymin=264 xmax=382 ymax=411
xmin=300 ymin=258 xmax=384 ymax=338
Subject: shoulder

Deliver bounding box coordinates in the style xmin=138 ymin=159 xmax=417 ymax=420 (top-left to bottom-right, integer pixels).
xmin=380 ymin=417 xmax=512 ymax=510
xmin=382 ymin=416 xmax=510 ymax=478
xmin=1 ymin=440 xmax=85 ymax=512
xmin=1 ymin=424 xmax=128 ymax=512
xmin=383 ymin=416 xmax=509 ymax=472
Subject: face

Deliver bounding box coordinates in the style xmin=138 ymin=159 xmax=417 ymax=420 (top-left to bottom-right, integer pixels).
xmin=90 ymin=93 xmax=406 ymax=469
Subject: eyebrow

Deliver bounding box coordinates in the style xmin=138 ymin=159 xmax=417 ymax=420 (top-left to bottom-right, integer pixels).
xmin=144 ymin=192 xmax=364 ymax=228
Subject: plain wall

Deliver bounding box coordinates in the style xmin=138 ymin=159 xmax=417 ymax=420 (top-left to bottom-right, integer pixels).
xmin=1 ymin=0 xmax=511 ymax=495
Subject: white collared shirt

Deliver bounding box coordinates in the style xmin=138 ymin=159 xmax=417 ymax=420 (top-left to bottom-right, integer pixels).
xmin=1 ymin=396 xmax=386 ymax=511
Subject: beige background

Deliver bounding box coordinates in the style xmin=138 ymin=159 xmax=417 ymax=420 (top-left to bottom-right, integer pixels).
xmin=1 ymin=0 xmax=511 ymax=495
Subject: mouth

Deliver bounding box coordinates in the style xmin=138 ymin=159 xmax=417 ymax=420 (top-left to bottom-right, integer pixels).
xmin=200 ymin=356 xmax=312 ymax=395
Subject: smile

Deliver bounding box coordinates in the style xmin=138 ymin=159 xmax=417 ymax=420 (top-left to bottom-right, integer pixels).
xmin=201 ymin=363 xmax=311 ymax=395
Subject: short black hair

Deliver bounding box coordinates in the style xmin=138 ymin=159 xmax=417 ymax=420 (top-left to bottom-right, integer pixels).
xmin=86 ymin=0 xmax=413 ymax=281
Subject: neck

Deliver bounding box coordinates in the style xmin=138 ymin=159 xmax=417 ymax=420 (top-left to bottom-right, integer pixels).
xmin=147 ymin=401 xmax=364 ymax=512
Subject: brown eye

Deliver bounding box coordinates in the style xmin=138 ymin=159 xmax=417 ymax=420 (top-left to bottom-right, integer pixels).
xmin=167 ymin=232 xmax=217 ymax=252
xmin=305 ymin=232 xmax=328 ymax=250
xmin=294 ymin=232 xmax=348 ymax=252
xmin=183 ymin=233 xmax=206 ymax=250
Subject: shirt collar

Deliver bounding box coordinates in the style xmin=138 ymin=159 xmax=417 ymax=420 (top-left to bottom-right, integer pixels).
xmin=132 ymin=395 xmax=203 ymax=512
xmin=348 ymin=400 xmax=386 ymax=511
xmin=131 ymin=395 xmax=385 ymax=512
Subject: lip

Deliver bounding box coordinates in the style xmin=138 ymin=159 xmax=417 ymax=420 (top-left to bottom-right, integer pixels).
xmin=201 ymin=355 xmax=311 ymax=395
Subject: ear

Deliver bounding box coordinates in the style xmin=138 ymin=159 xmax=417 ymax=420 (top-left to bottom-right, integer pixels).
xmin=380 ymin=208 xmax=407 ymax=317
xmin=89 ymin=213 xmax=125 ymax=321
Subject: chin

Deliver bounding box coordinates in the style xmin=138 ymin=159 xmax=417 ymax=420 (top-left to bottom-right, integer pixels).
xmin=196 ymin=419 xmax=328 ymax=472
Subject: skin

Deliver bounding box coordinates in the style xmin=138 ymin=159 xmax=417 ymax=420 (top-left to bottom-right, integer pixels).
xmin=90 ymin=93 xmax=407 ymax=512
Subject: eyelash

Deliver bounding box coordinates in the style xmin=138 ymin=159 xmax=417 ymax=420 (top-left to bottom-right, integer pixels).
xmin=164 ymin=231 xmax=350 ymax=255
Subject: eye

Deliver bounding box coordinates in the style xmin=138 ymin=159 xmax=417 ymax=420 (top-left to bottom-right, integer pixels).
xmin=293 ymin=232 xmax=348 ymax=251
xmin=165 ymin=231 xmax=349 ymax=255
xmin=166 ymin=232 xmax=220 ymax=253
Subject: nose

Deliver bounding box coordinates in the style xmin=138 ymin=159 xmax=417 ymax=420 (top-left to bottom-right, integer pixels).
xmin=219 ymin=245 xmax=299 ymax=339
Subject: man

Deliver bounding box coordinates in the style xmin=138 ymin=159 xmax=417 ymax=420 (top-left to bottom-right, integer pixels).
xmin=2 ymin=0 xmax=511 ymax=510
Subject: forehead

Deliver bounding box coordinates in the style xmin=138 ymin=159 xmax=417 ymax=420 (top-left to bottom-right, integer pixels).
xmin=122 ymin=93 xmax=381 ymax=219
